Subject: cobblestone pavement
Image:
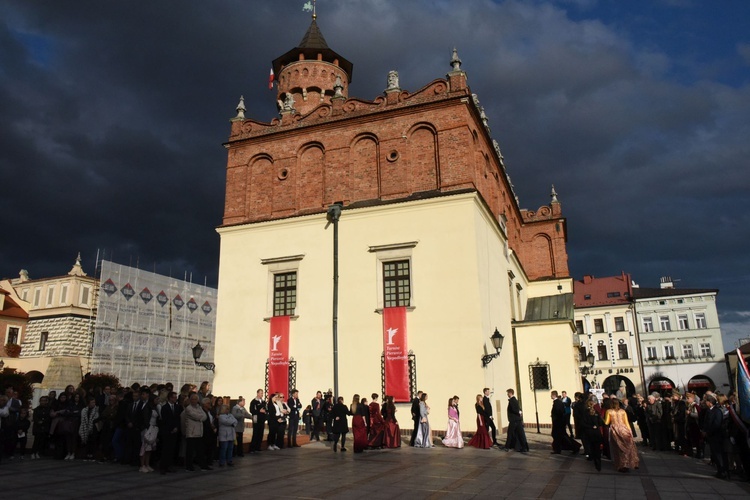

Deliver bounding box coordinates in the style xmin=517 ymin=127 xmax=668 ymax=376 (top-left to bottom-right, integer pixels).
xmin=2 ymin=432 xmax=749 ymax=499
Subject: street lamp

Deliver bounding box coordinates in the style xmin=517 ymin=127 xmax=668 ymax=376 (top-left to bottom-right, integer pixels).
xmin=481 ymin=328 xmax=505 ymax=367
xmin=580 ymin=352 xmax=595 ymax=375
xmin=326 ymin=202 xmax=343 ymax=399
xmin=192 ymin=342 xmax=215 ymax=372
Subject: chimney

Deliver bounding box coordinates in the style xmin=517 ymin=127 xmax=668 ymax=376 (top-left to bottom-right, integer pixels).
xmin=659 ymin=276 xmax=674 ymax=289
xmin=583 ymin=275 xmax=594 ymax=284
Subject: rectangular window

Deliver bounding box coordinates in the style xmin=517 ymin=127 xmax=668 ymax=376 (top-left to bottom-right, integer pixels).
xmin=607 ymin=292 xmax=621 ymax=298
xmin=33 ymin=288 xmax=41 ymax=307
xmin=647 ymin=346 xmax=658 ymax=360
xmin=39 ymin=331 xmax=48 ymax=351
xmin=664 ymin=345 xmax=675 ymax=359
xmin=578 ymin=346 xmax=587 ymax=361
xmin=682 ymin=344 xmax=694 ymax=359
xmin=618 ymin=344 xmax=629 ymax=359
xmin=695 ymin=313 xmax=707 ymax=329
xmin=80 ymin=286 xmax=90 ymax=306
xmin=660 ymin=316 xmax=671 ymax=331
xmin=597 ymin=344 xmax=608 ymax=360
xmin=677 ymin=314 xmax=689 ymax=330
xmin=7 ymin=327 xmax=19 ymax=344
xmin=383 ymin=260 xmax=411 ymax=308
xmin=643 ymin=317 xmax=654 ymax=332
xmin=46 ymin=286 xmax=55 ymax=306
xmin=60 ymin=284 xmax=68 ymax=305
xmin=575 ymin=320 xmax=584 ymax=335
xmin=273 ymin=272 xmax=297 ymax=316
xmin=594 ymin=319 xmax=604 ymax=333
xmin=700 ymin=343 xmax=712 ymax=358
xmin=530 ymin=365 xmax=550 ymax=390
xmin=614 ymin=317 xmax=625 ymax=332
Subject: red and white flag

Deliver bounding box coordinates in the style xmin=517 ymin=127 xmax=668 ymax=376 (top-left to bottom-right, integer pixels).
xmin=268 ymin=68 xmax=275 ymax=89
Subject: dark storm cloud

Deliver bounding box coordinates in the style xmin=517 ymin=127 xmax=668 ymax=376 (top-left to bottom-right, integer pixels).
xmin=1 ymin=1 xmax=748 ymax=345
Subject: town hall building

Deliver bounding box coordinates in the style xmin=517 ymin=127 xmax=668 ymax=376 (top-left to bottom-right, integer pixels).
xmin=212 ymin=15 xmax=581 ymax=428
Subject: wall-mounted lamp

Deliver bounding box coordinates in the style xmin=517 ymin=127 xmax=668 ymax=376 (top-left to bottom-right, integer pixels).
xmin=481 ymin=328 xmax=505 ymax=367
xmin=192 ymin=342 xmax=216 ymax=372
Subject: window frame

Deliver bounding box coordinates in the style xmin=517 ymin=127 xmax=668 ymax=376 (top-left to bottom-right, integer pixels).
xmin=660 ymin=315 xmax=671 ymax=331
xmin=614 ymin=316 xmax=625 ymax=332
xmin=369 ymin=241 xmax=418 ymax=312
xmin=7 ymin=326 xmax=20 ymax=345
xmin=677 ymin=314 xmax=689 ymax=330
xmin=695 ymin=312 xmax=707 ymax=329
xmin=594 ymin=318 xmax=604 ymax=333
xmin=597 ymin=344 xmax=608 ymax=361
xmin=272 ymin=271 xmax=298 ymax=317
xmin=646 ymin=346 xmax=658 ymax=360
xmin=664 ymin=345 xmax=675 ymax=359
xmin=617 ymin=343 xmax=629 ymax=360
xmin=642 ymin=317 xmax=654 ymax=332
xmin=382 ymin=259 xmax=411 ymax=308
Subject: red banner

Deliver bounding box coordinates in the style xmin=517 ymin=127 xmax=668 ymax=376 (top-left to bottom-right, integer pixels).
xmin=383 ymin=307 xmax=410 ymax=402
xmin=268 ymin=316 xmax=290 ymax=396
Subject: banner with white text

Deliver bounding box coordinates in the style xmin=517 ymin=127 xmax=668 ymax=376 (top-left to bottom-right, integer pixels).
xmin=383 ymin=306 xmax=410 ymax=402
xmin=268 ymin=316 xmax=290 ymax=397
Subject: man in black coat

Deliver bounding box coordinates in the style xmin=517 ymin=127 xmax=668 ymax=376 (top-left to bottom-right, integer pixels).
xmin=702 ymin=394 xmax=727 ymax=478
xmin=410 ymin=391 xmax=423 ymax=446
xmin=287 ymin=390 xmax=302 ymax=447
xmin=158 ymin=391 xmax=182 ymax=474
xmin=482 ymin=388 xmax=499 ymax=447
xmin=249 ymin=389 xmax=267 ymax=453
xmin=551 ymin=390 xmax=581 ymax=454
xmin=503 ymin=388 xmax=529 ymax=452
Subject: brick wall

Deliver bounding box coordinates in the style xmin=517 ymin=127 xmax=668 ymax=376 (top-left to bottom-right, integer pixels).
xmin=223 ymin=72 xmax=569 ymax=280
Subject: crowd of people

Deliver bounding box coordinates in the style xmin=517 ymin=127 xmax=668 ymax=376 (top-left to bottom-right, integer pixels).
xmin=549 ymin=388 xmax=750 ymax=480
xmin=1 ymin=379 xmax=747 ymax=482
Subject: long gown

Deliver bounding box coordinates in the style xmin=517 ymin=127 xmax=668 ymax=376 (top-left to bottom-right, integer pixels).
xmin=352 ymin=403 xmax=369 ymax=453
xmin=605 ymin=409 xmax=639 ymax=471
xmin=383 ymin=403 xmax=401 ymax=448
xmin=442 ymin=406 xmax=464 ymax=448
xmin=414 ymin=401 xmax=433 ymax=448
xmin=368 ymin=402 xmax=385 ymax=448
xmin=468 ymin=403 xmax=492 ymax=449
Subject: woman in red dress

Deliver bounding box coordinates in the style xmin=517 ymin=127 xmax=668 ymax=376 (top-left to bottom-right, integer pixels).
xmin=383 ymin=395 xmax=401 ymax=448
xmin=368 ymin=393 xmax=385 ymax=448
xmin=468 ymin=394 xmax=492 ymax=449
xmin=350 ymin=394 xmax=369 ymax=453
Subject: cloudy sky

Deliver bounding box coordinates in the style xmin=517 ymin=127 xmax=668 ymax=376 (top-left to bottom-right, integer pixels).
xmin=2 ymin=1 xmax=749 ymax=347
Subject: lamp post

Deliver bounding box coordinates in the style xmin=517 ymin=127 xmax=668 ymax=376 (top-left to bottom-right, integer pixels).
xmin=481 ymin=328 xmax=505 ymax=367
xmin=326 ymin=202 xmax=343 ymax=399
xmin=192 ymin=342 xmax=215 ymax=372
xmin=580 ymin=352 xmax=595 ymax=375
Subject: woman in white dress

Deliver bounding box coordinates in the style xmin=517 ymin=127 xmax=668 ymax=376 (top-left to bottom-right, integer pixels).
xmin=442 ymin=397 xmax=464 ymax=448
xmin=414 ymin=393 xmax=433 ymax=447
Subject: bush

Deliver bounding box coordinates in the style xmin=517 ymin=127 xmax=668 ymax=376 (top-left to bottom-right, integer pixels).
xmin=0 ymin=370 xmax=34 ymax=407
xmin=79 ymin=372 xmax=121 ymax=395
xmin=4 ymin=343 xmax=21 ymax=357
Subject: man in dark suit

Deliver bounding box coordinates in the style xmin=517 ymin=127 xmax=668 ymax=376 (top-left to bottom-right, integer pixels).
xmin=702 ymin=394 xmax=727 ymax=478
xmin=287 ymin=389 xmax=302 ymax=447
xmin=249 ymin=389 xmax=267 ymax=453
xmin=482 ymin=388 xmax=499 ymax=447
xmin=551 ymin=390 xmax=581 ymax=454
xmin=158 ymin=391 xmax=182 ymax=474
xmin=410 ymin=390 xmax=423 ymax=446
xmin=125 ymin=387 xmax=151 ymax=465
xmin=503 ymin=388 xmax=529 ymax=452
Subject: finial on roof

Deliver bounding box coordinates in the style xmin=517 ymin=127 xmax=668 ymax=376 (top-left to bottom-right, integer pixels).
xmin=450 ymin=47 xmax=462 ymax=72
xmin=68 ymin=252 xmax=87 ymax=277
xmin=551 ymin=185 xmax=559 ymax=203
xmin=234 ymin=95 xmax=245 ymax=120
xmin=333 ymin=75 xmax=344 ymax=98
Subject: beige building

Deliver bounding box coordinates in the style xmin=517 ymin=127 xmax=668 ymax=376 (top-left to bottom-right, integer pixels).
xmin=573 ymin=273 xmax=643 ymax=397
xmin=212 ymin=18 xmax=582 ymax=429
xmin=634 ymin=277 xmax=728 ymax=396
xmin=1 ymin=254 xmax=97 ymax=389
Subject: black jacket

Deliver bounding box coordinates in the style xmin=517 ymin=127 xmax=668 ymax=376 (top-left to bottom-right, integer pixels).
xmin=507 ymin=396 xmax=523 ymax=423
